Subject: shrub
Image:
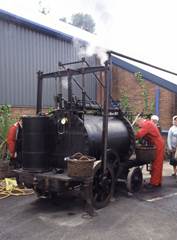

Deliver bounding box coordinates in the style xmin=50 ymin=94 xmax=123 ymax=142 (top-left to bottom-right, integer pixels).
xmin=0 ymin=105 xmax=16 ymax=160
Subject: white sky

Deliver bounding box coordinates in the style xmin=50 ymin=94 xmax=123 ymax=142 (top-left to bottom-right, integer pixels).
xmin=0 ymin=0 xmax=177 ymax=84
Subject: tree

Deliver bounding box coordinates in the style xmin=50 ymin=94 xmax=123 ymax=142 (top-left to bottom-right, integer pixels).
xmin=38 ymin=0 xmax=50 ymax=15
xmin=70 ymin=13 xmax=95 ymax=33
xmin=59 ymin=17 xmax=67 ymax=23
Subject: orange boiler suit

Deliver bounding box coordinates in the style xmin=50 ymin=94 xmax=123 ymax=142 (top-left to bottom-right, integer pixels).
xmin=136 ymin=120 xmax=164 ymax=186
xmin=7 ymin=122 xmax=20 ymax=158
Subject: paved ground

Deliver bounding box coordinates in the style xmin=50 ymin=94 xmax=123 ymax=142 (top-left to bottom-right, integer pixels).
xmin=1 ymin=161 xmax=177 ymax=240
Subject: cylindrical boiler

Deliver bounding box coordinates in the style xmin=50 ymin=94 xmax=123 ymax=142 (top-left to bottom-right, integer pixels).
xmin=50 ymin=113 xmax=135 ymax=168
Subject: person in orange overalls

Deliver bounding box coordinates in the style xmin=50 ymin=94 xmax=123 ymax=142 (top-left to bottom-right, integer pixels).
xmin=135 ymin=117 xmax=165 ymax=189
xmin=7 ymin=118 xmax=22 ymax=168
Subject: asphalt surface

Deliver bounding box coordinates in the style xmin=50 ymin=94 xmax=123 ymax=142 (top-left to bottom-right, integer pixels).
xmin=1 ymin=161 xmax=177 ymax=240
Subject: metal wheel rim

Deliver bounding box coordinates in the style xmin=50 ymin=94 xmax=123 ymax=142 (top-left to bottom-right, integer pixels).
xmin=127 ymin=167 xmax=143 ymax=193
xmin=92 ymin=166 xmax=113 ymax=206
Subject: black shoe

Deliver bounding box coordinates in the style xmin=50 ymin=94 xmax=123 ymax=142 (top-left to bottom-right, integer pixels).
xmin=144 ymin=183 xmax=161 ymax=190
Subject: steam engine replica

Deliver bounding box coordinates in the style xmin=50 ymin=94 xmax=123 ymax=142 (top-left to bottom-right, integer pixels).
xmin=17 ymin=54 xmax=154 ymax=211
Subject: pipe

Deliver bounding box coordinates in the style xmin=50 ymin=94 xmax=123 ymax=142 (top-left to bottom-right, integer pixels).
xmin=36 ymin=71 xmax=43 ymax=114
xmin=155 ymin=87 xmax=160 ymax=116
xmin=102 ymin=61 xmax=110 ymax=173
xmin=108 ymin=50 xmax=177 ymax=76
xmin=131 ymin=113 xmax=142 ymax=127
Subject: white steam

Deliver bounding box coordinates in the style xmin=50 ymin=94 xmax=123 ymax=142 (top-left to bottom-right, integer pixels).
xmin=72 ymin=0 xmax=116 ymax=65
xmin=75 ymin=38 xmax=109 ymax=65
xmin=61 ymin=77 xmax=68 ymax=90
xmin=86 ymin=44 xmax=108 ymax=65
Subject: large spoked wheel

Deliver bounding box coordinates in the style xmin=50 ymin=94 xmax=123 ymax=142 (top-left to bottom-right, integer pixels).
xmin=90 ymin=162 xmax=114 ymax=209
xmin=127 ymin=167 xmax=143 ymax=193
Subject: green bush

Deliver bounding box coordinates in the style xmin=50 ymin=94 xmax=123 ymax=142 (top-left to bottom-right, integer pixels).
xmin=0 ymin=105 xmax=16 ymax=160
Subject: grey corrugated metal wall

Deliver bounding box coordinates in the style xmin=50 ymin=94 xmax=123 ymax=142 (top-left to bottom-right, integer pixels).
xmin=0 ymin=19 xmax=97 ymax=107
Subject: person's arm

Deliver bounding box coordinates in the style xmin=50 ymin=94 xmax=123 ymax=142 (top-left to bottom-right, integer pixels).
xmin=167 ymin=128 xmax=173 ymax=151
xmin=136 ymin=126 xmax=149 ymax=139
xmin=175 ymin=148 xmax=177 ymax=159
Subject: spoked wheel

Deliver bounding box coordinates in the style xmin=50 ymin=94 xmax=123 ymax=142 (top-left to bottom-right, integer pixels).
xmin=90 ymin=162 xmax=114 ymax=209
xmin=127 ymin=167 xmax=143 ymax=193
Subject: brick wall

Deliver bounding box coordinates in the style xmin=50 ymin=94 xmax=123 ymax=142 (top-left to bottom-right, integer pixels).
xmin=159 ymin=89 xmax=174 ymax=129
xmin=111 ymin=66 xmax=175 ymax=129
xmin=11 ymin=107 xmax=36 ymax=118
xmin=11 ymin=106 xmax=48 ymax=119
xmin=97 ymin=65 xmax=176 ymax=130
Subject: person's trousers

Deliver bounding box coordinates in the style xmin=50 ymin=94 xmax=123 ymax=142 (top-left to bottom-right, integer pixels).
xmin=150 ymin=146 xmax=164 ymax=186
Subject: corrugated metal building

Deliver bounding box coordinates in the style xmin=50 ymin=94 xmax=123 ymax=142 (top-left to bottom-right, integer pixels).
xmin=0 ymin=9 xmax=97 ymax=108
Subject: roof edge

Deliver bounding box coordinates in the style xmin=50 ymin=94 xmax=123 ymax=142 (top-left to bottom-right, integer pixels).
xmin=112 ymin=56 xmax=177 ymax=94
xmin=0 ymin=8 xmax=73 ymax=42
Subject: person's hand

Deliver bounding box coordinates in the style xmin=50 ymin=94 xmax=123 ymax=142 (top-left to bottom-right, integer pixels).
xmin=14 ymin=152 xmax=17 ymax=158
